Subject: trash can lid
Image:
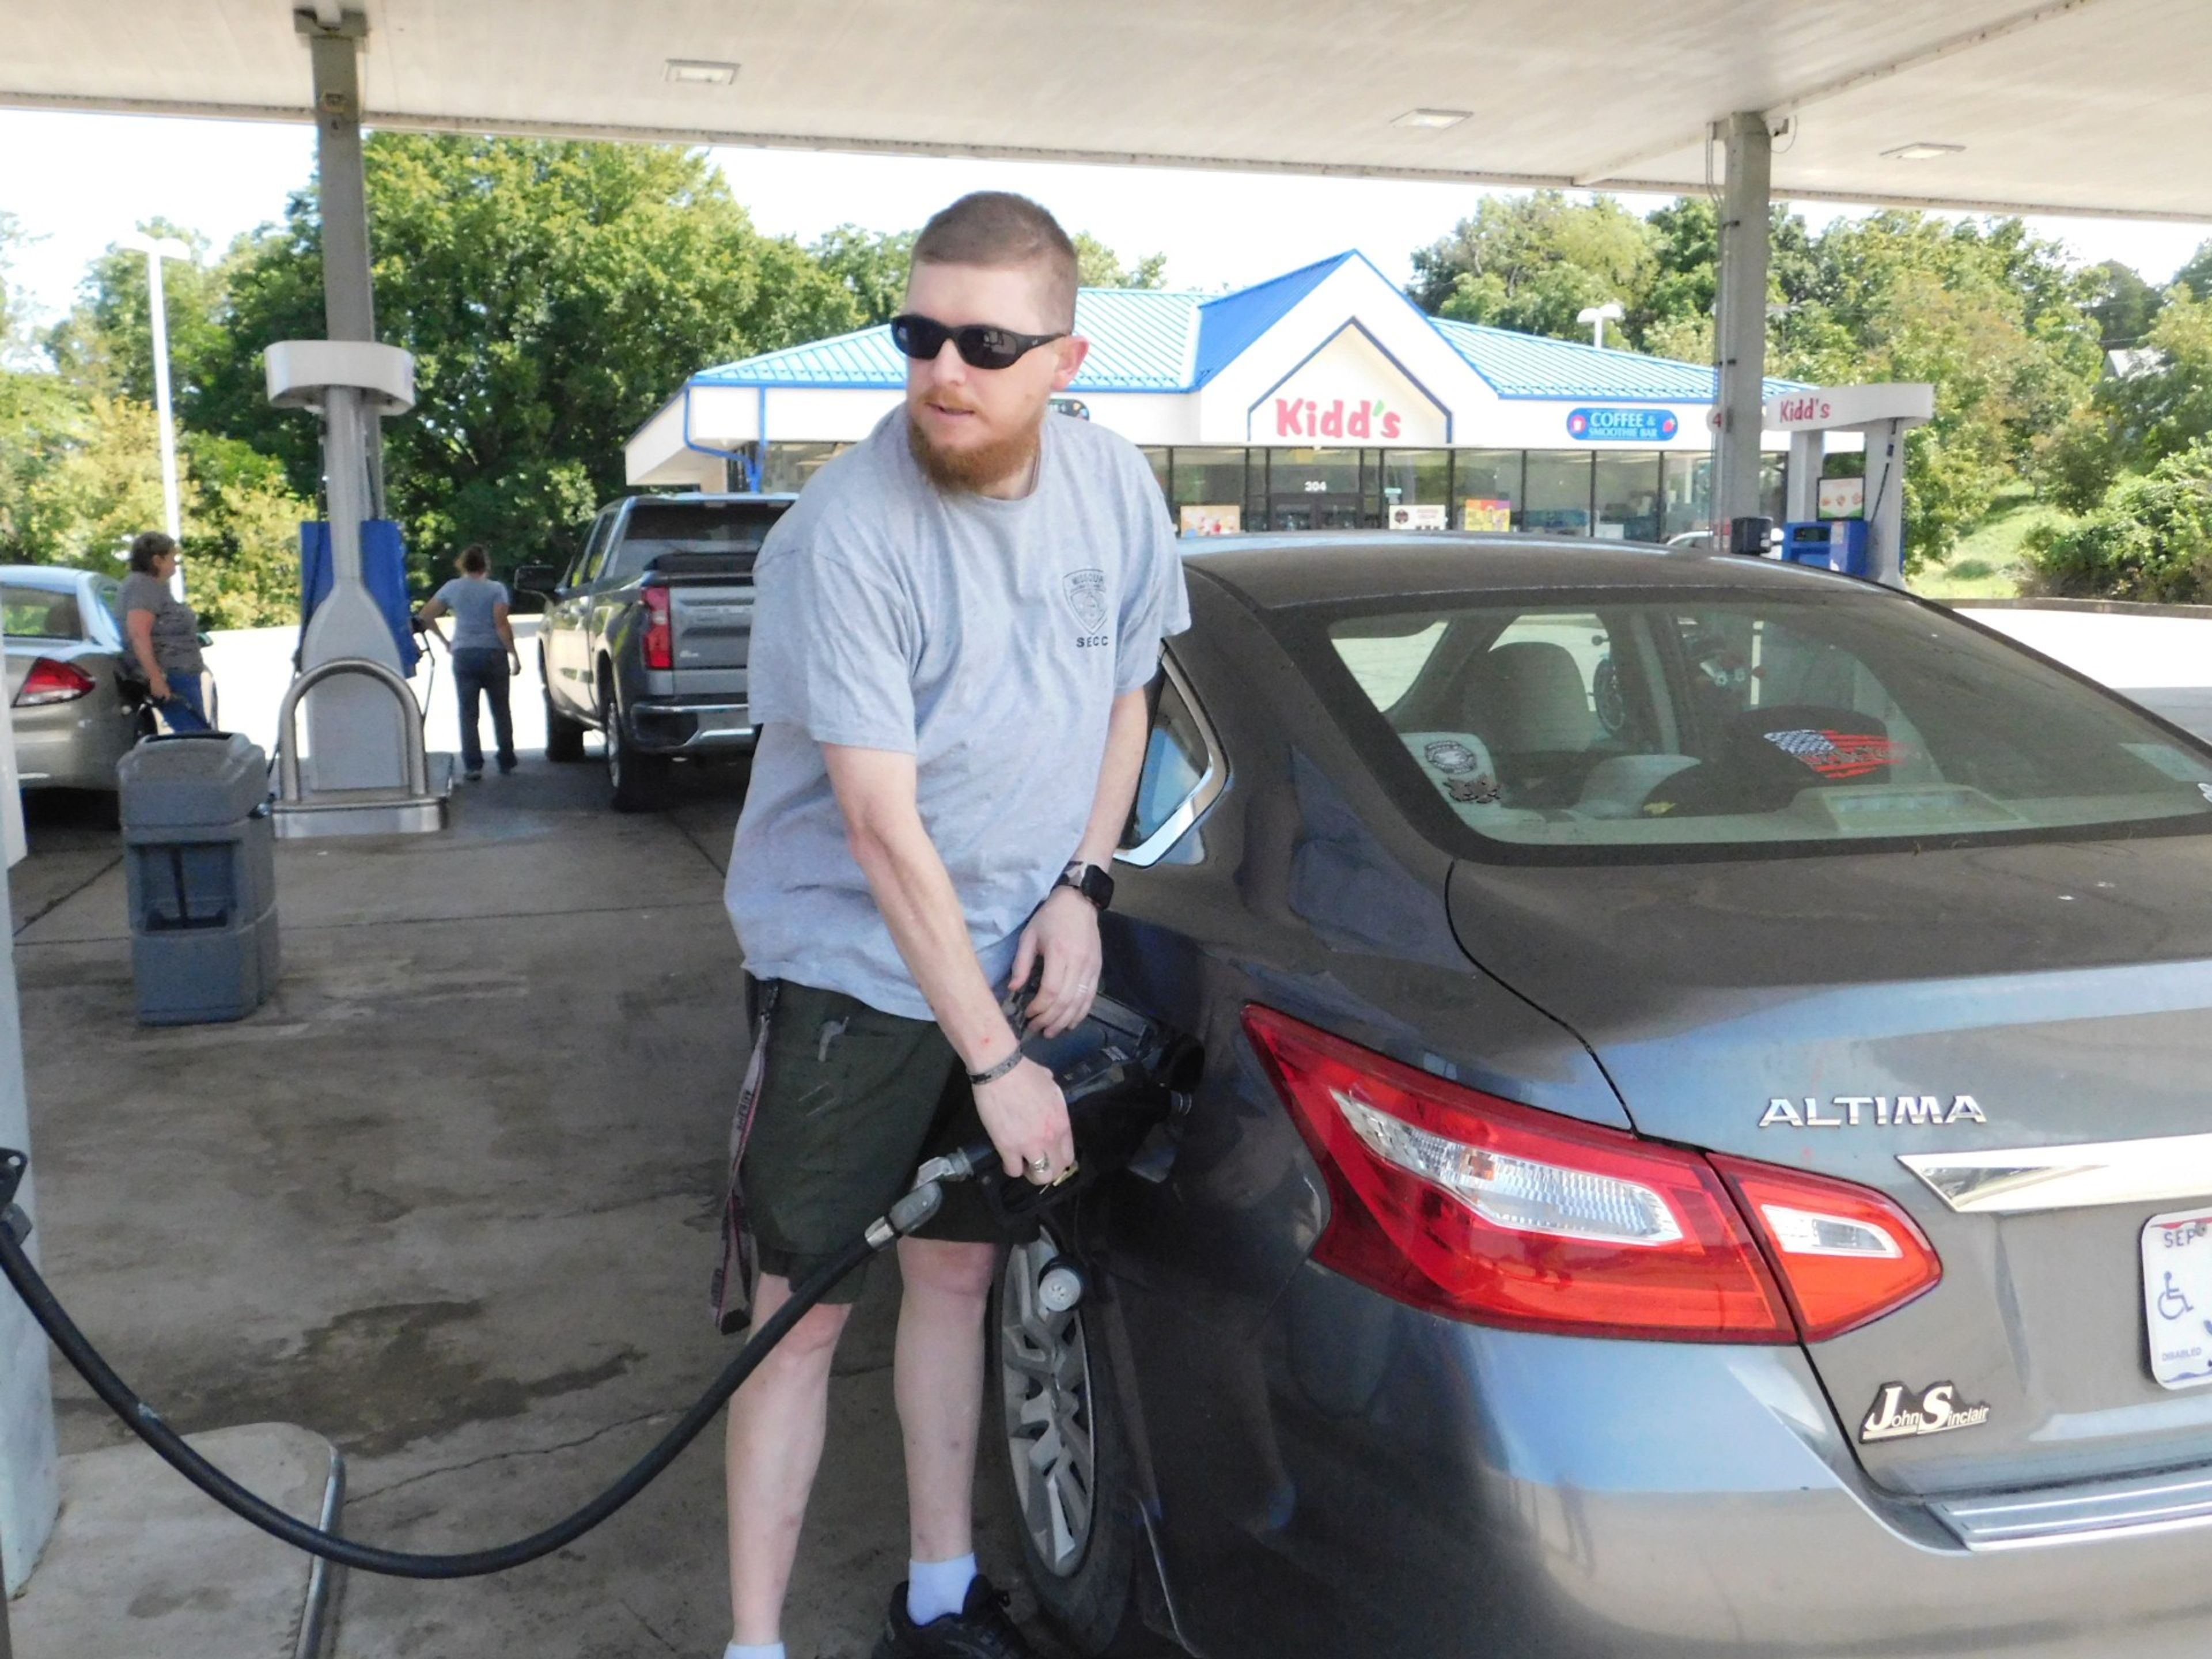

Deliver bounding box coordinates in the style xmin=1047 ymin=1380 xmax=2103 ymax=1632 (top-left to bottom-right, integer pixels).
xmin=118 ymin=732 xmax=270 ymax=828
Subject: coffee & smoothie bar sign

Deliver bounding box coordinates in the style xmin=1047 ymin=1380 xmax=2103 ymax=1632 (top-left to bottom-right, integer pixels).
xmin=1566 ymin=407 xmax=1680 ymax=442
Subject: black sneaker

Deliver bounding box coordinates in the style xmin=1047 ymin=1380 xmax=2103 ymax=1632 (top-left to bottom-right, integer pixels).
xmin=871 ymin=1575 xmax=1038 ymax=1659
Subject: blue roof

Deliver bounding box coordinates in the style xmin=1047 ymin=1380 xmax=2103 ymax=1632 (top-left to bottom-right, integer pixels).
xmin=1190 ymin=253 xmax=1353 ymax=387
xmin=688 ymin=253 xmax=1804 ymax=404
xmin=1433 ymin=316 xmax=1805 ymax=403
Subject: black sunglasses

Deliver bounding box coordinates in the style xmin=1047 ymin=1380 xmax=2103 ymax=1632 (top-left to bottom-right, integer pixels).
xmin=890 ymin=313 xmax=1066 ymax=370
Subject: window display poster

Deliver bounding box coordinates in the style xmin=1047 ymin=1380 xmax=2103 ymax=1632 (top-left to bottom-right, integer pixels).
xmin=1180 ymin=503 xmax=1242 ymax=537
xmin=1388 ymin=503 xmax=1448 ymax=529
xmin=1462 ymin=498 xmax=1513 ymax=532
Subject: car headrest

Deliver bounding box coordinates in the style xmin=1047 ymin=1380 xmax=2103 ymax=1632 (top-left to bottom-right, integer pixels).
xmin=1463 ymin=641 xmax=1596 ymax=755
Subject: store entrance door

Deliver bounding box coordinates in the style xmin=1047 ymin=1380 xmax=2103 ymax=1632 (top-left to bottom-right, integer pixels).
xmin=1268 ymin=491 xmax=1365 ymax=531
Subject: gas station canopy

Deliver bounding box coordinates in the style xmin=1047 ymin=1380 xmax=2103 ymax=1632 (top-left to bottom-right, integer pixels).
xmin=9 ymin=0 xmax=2212 ymax=221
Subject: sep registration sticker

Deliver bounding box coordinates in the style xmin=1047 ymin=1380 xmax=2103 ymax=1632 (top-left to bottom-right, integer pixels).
xmin=2142 ymin=1209 xmax=2212 ymax=1390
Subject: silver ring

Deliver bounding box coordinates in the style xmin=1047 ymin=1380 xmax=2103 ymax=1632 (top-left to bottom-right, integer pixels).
xmin=1027 ymin=1155 xmax=1052 ymax=1173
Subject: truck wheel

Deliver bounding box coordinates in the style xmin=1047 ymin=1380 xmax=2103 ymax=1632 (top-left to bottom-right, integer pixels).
xmin=544 ymin=684 xmax=587 ymax=763
xmin=604 ymin=695 xmax=671 ymax=812
xmin=992 ymin=1232 xmax=1141 ymax=1655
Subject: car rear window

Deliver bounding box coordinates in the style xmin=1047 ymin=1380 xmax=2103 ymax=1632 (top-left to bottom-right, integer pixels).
xmin=606 ymin=502 xmax=787 ymax=578
xmin=2 ymin=587 xmax=82 ymax=641
xmin=1283 ymin=585 xmax=2212 ymax=863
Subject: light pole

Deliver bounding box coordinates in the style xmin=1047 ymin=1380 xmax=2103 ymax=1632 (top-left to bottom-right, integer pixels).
xmin=1577 ymin=301 xmax=1626 ymax=350
xmin=117 ymin=233 xmax=192 ymax=598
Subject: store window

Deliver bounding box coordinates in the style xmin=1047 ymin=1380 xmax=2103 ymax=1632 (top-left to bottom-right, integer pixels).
xmin=1594 ymin=451 xmax=1663 ymax=541
xmin=1523 ymin=452 xmax=1593 ymax=536
xmin=1172 ymin=447 xmax=1248 ymax=537
xmin=1141 ymin=447 xmax=1172 ymax=506
xmin=1661 ymin=453 xmax=1711 ymax=541
xmin=1456 ymin=450 xmax=1521 ymax=531
xmin=759 ymin=442 xmax=846 ymax=494
xmin=1762 ymin=455 xmax=1787 ymax=526
xmin=1380 ymin=450 xmax=1452 ymax=529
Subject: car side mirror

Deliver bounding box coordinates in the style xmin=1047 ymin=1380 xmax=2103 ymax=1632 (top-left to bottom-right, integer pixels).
xmin=513 ymin=564 xmax=559 ymax=596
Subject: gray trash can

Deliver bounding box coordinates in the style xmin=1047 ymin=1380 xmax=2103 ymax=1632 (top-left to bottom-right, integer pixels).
xmin=118 ymin=732 xmax=280 ymax=1025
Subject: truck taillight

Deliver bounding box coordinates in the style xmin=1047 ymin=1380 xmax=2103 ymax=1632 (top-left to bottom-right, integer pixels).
xmin=1244 ymin=1005 xmax=1941 ymax=1344
xmin=14 ymin=658 xmax=96 ymax=707
xmin=641 ymin=585 xmax=673 ymax=671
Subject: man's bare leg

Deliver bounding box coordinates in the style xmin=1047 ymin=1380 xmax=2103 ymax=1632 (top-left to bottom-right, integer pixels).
xmin=893 ymin=1237 xmax=998 ymax=1567
xmin=726 ymin=1272 xmax=856 ymax=1645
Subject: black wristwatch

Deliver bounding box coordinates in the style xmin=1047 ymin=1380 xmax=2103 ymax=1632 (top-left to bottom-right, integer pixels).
xmin=1052 ymin=859 xmax=1115 ymax=913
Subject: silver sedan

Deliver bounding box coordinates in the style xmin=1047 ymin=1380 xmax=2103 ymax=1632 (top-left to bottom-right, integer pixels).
xmin=2 ymin=565 xmax=151 ymax=796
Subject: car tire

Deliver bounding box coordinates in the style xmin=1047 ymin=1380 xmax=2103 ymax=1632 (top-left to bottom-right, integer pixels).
xmin=544 ymin=684 xmax=587 ymax=763
xmin=991 ymin=1232 xmax=1141 ymax=1656
xmin=603 ymin=692 xmax=671 ymax=813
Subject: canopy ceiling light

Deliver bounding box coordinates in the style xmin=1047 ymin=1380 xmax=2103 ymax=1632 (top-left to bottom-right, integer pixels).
xmin=1881 ymin=141 xmax=1966 ymax=161
xmin=664 ymin=59 xmax=739 ymax=85
xmin=1392 ymin=109 xmax=1470 ymax=130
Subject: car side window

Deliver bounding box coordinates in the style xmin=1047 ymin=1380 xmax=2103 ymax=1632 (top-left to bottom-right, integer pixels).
xmin=576 ymin=510 xmax=620 ymax=586
xmin=1120 ymin=664 xmax=1222 ymax=863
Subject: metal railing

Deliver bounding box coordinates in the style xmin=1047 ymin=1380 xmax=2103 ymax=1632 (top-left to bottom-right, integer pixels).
xmin=274 ymin=657 xmax=430 ymax=802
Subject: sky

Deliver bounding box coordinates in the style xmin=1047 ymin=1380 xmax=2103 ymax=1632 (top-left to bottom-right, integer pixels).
xmin=4 ymin=107 xmax=2210 ymax=336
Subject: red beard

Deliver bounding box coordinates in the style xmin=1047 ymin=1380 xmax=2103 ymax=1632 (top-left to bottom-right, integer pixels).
xmin=906 ymin=403 xmax=1043 ymax=494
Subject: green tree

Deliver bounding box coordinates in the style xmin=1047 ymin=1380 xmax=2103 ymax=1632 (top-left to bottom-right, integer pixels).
xmin=810 ymin=225 xmax=915 ymax=327
xmin=2028 ymin=437 xmax=2212 ymax=601
xmin=2089 ymin=259 xmax=2164 ymax=347
xmin=0 ymin=213 xmax=39 ymax=370
xmin=1408 ymin=192 xmax=1656 ymax=342
xmin=131 ymin=136 xmax=859 ymax=586
xmin=1071 ymin=233 xmax=1166 ymax=290
xmin=44 ymin=223 xmax=228 ymax=407
xmin=2173 ymin=240 xmax=2212 ymax=303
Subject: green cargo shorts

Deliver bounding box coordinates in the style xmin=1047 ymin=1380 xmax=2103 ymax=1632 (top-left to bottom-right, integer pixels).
xmin=733 ymin=977 xmax=1023 ymax=1306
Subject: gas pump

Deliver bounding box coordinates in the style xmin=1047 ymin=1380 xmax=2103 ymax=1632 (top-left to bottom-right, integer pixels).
xmin=1762 ymin=384 xmax=1934 ymax=588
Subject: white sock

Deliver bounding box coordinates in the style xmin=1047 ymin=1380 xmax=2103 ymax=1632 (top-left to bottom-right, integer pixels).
xmin=725 ymin=1644 xmax=784 ymax=1659
xmin=906 ymin=1552 xmax=978 ymax=1624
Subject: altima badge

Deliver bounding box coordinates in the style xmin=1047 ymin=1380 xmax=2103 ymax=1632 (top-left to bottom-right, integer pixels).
xmin=1860 ymin=1381 xmax=1990 ymax=1442
xmin=1760 ymin=1095 xmax=1986 ymax=1128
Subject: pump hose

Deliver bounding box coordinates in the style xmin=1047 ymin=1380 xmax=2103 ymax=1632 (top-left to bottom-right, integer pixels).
xmin=0 ymin=1146 xmax=972 ymax=1579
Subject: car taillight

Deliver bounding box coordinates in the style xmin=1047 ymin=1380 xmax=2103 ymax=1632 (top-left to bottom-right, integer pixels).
xmin=1243 ymin=1005 xmax=1793 ymax=1342
xmin=1710 ymin=1157 xmax=1941 ymax=1340
xmin=14 ymin=658 xmax=95 ymax=707
xmin=641 ymin=586 xmax=673 ymax=671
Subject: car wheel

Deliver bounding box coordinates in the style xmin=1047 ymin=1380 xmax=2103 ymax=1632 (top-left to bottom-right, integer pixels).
xmin=603 ymin=692 xmax=670 ymax=813
xmin=993 ymin=1233 xmax=1139 ymax=1655
xmin=544 ymin=677 xmax=587 ymax=763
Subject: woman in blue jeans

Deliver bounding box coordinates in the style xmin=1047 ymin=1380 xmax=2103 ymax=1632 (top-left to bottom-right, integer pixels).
xmin=414 ymin=544 xmax=520 ymax=780
xmin=121 ymin=532 xmax=213 ymax=732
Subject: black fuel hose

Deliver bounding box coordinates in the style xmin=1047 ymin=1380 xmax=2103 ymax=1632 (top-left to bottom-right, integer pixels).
xmin=0 ymin=1145 xmax=976 ymax=1579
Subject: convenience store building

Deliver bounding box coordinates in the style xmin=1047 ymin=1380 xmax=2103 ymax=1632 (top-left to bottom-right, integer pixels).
xmin=627 ymin=250 xmax=1808 ymax=537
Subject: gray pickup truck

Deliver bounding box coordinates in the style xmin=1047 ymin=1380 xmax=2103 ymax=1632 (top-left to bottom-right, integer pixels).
xmin=516 ymin=493 xmax=796 ymax=810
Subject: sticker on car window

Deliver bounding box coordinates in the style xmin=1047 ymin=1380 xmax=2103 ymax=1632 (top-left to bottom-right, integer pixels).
xmin=1423 ymin=740 xmax=1483 ymax=775
xmin=1763 ymin=728 xmax=1907 ymax=781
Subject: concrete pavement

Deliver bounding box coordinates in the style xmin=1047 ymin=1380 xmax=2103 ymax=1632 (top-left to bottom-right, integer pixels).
xmin=8 ymin=759 xmax=1075 ymax=1659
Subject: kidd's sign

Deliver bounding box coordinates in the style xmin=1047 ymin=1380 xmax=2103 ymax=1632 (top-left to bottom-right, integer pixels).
xmin=1763 ymin=383 xmax=1934 ymax=431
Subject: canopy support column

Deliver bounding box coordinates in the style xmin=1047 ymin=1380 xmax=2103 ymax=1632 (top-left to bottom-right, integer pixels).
xmin=291 ymin=9 xmax=411 ymax=793
xmin=1713 ymin=111 xmax=1772 ymax=547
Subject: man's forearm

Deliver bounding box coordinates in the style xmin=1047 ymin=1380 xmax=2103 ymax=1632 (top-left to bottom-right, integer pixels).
xmin=845 ymin=805 xmax=1021 ymax=1071
xmin=1073 ymin=687 xmax=1152 ymax=867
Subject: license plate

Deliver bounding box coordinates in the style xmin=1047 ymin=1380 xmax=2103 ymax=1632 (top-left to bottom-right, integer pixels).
xmin=2142 ymin=1208 xmax=2212 ymax=1389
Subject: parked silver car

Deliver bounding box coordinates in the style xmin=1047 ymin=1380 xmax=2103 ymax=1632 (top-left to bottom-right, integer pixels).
xmin=2 ymin=565 xmax=150 ymax=796
xmin=1009 ymin=533 xmax=2212 ymax=1659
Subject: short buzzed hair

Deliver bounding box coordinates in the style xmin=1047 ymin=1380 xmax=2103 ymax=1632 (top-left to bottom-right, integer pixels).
xmin=910 ymin=192 xmax=1079 ymax=330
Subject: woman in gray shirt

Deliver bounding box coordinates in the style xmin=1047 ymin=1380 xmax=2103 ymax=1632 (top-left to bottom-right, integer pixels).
xmin=120 ymin=531 xmax=211 ymax=733
xmin=414 ymin=544 xmax=520 ymax=780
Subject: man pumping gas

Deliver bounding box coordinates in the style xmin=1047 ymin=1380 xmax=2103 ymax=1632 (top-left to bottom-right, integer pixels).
xmin=716 ymin=191 xmax=1188 ymax=1659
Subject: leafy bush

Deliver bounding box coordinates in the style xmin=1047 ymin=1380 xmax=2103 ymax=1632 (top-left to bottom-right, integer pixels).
xmin=2027 ymin=440 xmax=2212 ymax=601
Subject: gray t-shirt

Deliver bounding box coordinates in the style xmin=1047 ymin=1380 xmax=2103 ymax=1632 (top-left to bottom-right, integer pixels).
xmin=119 ymin=571 xmax=203 ymax=676
xmin=725 ymin=409 xmax=1191 ymax=1020
xmin=434 ymin=576 xmax=510 ymax=652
